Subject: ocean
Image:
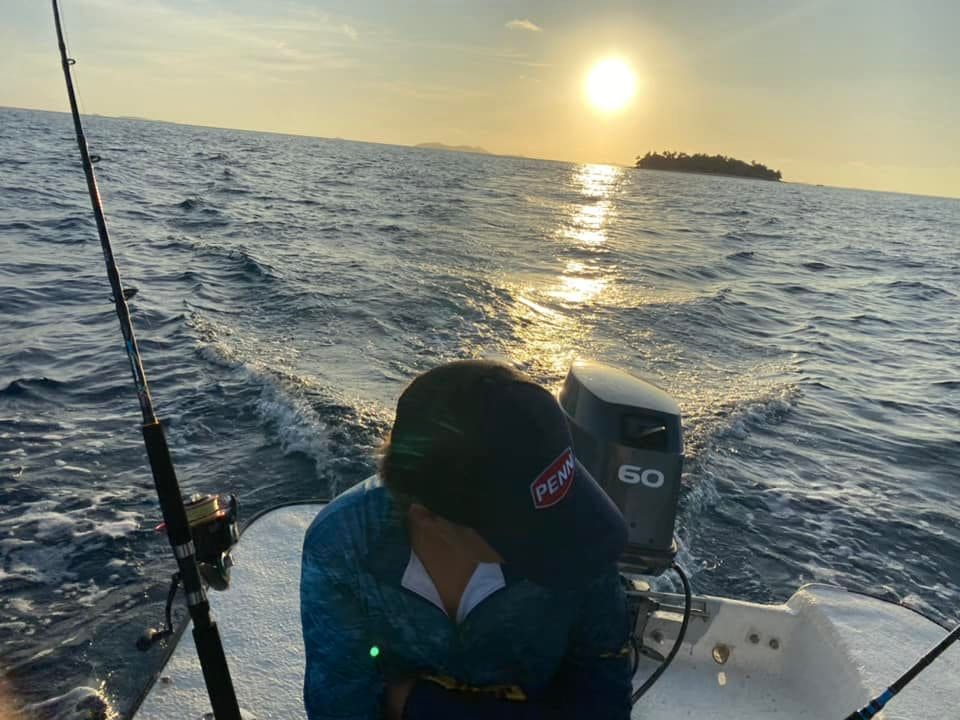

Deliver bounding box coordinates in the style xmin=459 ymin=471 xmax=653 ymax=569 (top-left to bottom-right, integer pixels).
xmin=1 ymin=106 xmax=958 ymax=719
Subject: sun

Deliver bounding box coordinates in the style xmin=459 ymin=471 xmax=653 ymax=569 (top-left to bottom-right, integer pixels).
xmin=585 ymin=58 xmax=637 ymax=113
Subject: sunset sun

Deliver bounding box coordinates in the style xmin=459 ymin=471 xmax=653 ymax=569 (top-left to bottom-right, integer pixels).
xmin=585 ymin=58 xmax=637 ymax=113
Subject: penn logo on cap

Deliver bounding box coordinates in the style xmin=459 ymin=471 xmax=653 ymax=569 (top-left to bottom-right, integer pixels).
xmin=530 ymin=448 xmax=576 ymax=509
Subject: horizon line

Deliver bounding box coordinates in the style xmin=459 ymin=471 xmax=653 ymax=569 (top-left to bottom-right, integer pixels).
xmin=2 ymin=103 xmax=957 ymax=201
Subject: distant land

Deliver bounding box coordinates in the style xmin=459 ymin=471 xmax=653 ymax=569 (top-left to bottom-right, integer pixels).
xmin=8 ymin=105 xmax=959 ymax=197
xmin=636 ymin=151 xmax=782 ymax=181
xmin=415 ymin=142 xmax=490 ymax=155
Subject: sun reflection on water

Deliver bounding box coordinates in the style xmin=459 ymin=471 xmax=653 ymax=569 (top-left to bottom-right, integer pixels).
xmin=498 ymin=164 xmax=629 ymax=378
xmin=507 ymin=288 xmax=586 ymax=378
xmin=561 ymin=205 xmax=610 ymax=246
xmin=552 ymin=164 xmax=625 ymax=305
xmin=576 ymin=163 xmax=624 ymax=198
xmin=557 ymin=164 xmax=625 ymax=248
xmin=548 ymin=261 xmax=608 ymax=304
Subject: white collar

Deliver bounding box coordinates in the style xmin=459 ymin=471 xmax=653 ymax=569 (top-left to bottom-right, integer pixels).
xmin=400 ymin=549 xmax=505 ymax=624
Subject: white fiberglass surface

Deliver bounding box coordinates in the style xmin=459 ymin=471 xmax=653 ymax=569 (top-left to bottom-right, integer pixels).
xmin=135 ymin=506 xmax=317 ymax=720
xmin=134 ymin=505 xmax=958 ymax=720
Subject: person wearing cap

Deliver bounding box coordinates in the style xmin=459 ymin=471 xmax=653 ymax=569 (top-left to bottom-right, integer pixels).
xmin=300 ymin=360 xmax=632 ymax=720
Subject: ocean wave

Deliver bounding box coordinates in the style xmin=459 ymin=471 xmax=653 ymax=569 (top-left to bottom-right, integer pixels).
xmin=884 ymin=279 xmax=955 ymax=300
xmin=0 ymin=220 xmax=35 ymax=232
xmin=19 ymin=686 xmax=112 ymax=720
xmin=161 ymin=234 xmax=278 ymax=280
xmin=690 ymin=382 xmax=801 ymax=450
xmin=376 ymin=223 xmax=425 ymax=241
xmin=214 ymin=184 xmax=250 ymax=195
xmin=848 ymin=313 xmax=896 ymax=326
xmin=0 ymin=377 xmax=67 ymax=400
xmin=187 ymin=312 xmax=388 ymax=494
xmin=742 ymin=230 xmax=786 ymax=241
xmin=690 ymin=207 xmax=750 ymax=217
xmin=193 ymin=151 xmax=228 ymax=161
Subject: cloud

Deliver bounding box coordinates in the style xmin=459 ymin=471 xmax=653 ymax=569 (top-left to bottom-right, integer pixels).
xmin=382 ymin=38 xmax=551 ymax=68
xmin=67 ymin=0 xmax=362 ymax=81
xmin=505 ymin=19 xmax=542 ymax=32
xmin=380 ymin=81 xmax=492 ymax=102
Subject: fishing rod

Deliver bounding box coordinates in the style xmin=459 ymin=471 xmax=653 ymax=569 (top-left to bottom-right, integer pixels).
xmin=51 ymin=2 xmax=242 ymax=718
xmin=843 ymin=621 xmax=960 ymax=719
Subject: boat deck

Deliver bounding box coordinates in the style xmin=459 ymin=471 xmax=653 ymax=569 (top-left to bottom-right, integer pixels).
xmin=134 ymin=504 xmax=958 ymax=720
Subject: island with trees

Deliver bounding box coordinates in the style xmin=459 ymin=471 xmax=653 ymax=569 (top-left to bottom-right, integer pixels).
xmin=635 ymin=151 xmax=782 ymax=181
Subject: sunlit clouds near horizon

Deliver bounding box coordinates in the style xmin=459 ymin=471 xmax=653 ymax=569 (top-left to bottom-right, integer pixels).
xmin=3 ymin=0 xmax=958 ymax=197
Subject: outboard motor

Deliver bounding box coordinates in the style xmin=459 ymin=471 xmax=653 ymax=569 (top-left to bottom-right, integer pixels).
xmin=559 ymin=360 xmax=683 ymax=576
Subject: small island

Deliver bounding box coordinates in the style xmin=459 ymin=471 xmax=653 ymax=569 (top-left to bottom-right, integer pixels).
xmin=635 ymin=151 xmax=782 ymax=181
xmin=415 ymin=142 xmax=490 ymax=155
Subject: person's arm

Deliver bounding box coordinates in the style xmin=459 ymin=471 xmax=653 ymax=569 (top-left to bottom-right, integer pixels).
xmin=400 ymin=567 xmax=632 ymax=720
xmin=547 ymin=565 xmax=632 ymax=718
xmin=301 ymin=520 xmax=383 ymax=720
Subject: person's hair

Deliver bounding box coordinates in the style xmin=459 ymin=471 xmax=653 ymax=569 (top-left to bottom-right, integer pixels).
xmin=378 ymin=360 xmax=529 ymax=507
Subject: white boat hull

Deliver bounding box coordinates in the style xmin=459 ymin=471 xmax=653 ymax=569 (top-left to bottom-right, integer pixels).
xmin=132 ymin=504 xmax=957 ymax=720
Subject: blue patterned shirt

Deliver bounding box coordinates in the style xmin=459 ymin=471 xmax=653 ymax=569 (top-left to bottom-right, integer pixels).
xmin=300 ymin=476 xmax=631 ymax=719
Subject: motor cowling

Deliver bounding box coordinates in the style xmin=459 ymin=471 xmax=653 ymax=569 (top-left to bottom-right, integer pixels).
xmin=559 ymin=360 xmax=683 ymax=575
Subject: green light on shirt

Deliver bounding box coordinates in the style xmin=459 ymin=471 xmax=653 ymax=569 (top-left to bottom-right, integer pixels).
xmin=369 ymin=645 xmax=380 ymax=659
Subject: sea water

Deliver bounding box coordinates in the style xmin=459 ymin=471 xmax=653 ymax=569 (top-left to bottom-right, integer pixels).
xmin=1 ymin=106 xmax=958 ymax=718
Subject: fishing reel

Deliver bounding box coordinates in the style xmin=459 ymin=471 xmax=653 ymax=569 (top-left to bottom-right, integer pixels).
xmin=184 ymin=493 xmax=240 ymax=592
xmin=138 ymin=493 xmax=239 ymax=651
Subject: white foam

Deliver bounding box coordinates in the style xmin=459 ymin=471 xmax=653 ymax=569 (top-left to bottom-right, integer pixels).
xmin=72 ymin=581 xmax=112 ymax=608
xmin=60 ymin=465 xmax=92 ymax=475
xmin=0 ymin=500 xmax=142 ymax=591
xmin=33 ymin=512 xmax=80 ymax=542
xmin=96 ymin=512 xmax=140 ymax=539
xmin=8 ymin=597 xmax=34 ymax=613
xmin=21 ymin=685 xmax=113 ymax=720
xmin=188 ymin=311 xmax=335 ymax=480
xmin=252 ymin=380 xmax=331 ymax=477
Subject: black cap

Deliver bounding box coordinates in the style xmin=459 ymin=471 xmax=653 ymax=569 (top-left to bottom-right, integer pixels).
xmin=384 ymin=360 xmax=627 ymax=588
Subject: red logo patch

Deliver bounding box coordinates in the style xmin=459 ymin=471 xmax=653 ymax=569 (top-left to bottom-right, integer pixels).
xmin=530 ymin=448 xmax=576 ymax=509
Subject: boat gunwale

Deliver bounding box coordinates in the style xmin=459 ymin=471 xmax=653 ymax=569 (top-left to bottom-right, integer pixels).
xmin=127 ymin=501 xmax=951 ymax=718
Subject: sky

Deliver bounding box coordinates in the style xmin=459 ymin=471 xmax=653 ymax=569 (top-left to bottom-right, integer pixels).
xmin=3 ymin=0 xmax=959 ymax=198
